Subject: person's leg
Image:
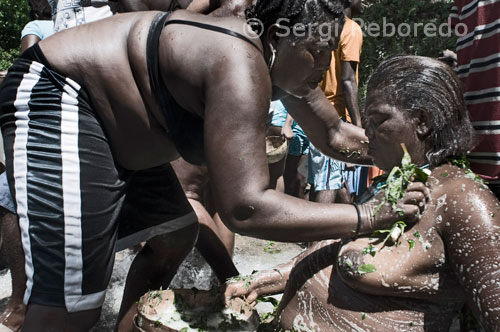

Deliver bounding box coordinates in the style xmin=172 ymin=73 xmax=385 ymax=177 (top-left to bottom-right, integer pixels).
xmin=309 ymin=189 xmax=337 ymax=203
xmin=334 ymin=185 xmax=352 ymax=203
xmin=193 ymin=200 xmax=238 ymax=282
xmin=283 ymin=154 xmax=307 ymax=198
xmin=116 ymin=222 xmax=199 ymax=332
xmin=212 ymin=212 xmax=235 ymax=257
xmin=307 ymin=145 xmax=343 ymax=204
xmin=284 ymin=122 xmax=309 ymax=198
xmin=0 ymin=211 xmax=25 ymax=332
xmin=22 ymin=305 xmax=101 ymax=332
xmin=170 ymin=159 xmax=238 ymax=281
xmin=267 ymin=126 xmax=287 ymax=190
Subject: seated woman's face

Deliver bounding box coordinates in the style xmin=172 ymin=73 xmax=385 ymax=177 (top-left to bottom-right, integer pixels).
xmin=271 ymin=31 xmax=338 ymax=97
xmin=363 ymin=94 xmax=421 ymax=171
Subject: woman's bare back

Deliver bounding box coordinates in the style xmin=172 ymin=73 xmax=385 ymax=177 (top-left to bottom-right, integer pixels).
xmin=36 ymin=10 xmax=263 ymax=170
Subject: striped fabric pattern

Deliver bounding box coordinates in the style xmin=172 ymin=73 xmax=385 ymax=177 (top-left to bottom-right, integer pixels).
xmin=8 ymin=60 xmax=107 ymax=311
xmin=451 ymin=0 xmax=500 ymax=181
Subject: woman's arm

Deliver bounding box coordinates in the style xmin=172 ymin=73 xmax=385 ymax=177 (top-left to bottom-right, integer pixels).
xmin=203 ymin=51 xmax=425 ymax=242
xmin=442 ymin=177 xmax=500 ymax=331
xmin=281 ymin=88 xmax=372 ymax=165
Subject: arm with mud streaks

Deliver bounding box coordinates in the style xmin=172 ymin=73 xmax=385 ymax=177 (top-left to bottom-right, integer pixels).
xmin=442 ymin=177 xmax=500 ymax=331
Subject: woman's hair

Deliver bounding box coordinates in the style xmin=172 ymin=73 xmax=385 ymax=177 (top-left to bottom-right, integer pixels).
xmin=246 ymin=0 xmax=345 ymax=37
xmin=366 ymin=55 xmax=476 ymax=166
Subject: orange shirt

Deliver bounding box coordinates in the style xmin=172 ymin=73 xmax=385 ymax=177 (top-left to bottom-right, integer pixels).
xmin=319 ymin=17 xmax=363 ymax=119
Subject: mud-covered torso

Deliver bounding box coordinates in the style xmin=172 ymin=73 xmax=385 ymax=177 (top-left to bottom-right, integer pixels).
xmin=337 ymin=208 xmax=462 ymax=302
xmin=278 ymin=165 xmax=495 ymax=332
xmin=335 ymin=165 xmax=473 ymax=304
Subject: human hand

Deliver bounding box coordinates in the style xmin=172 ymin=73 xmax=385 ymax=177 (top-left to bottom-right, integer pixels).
xmin=224 ymin=277 xmax=260 ymax=307
xmin=281 ymin=125 xmax=294 ymax=140
xmin=224 ymin=270 xmax=284 ymax=307
xmin=357 ymin=182 xmax=429 ymax=235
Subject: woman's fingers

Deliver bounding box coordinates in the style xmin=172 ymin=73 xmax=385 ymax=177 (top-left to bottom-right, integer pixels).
xmin=406 ymin=182 xmax=430 ymax=201
xmin=402 ymin=191 xmax=426 ymax=213
xmin=397 ymin=203 xmax=420 ymax=224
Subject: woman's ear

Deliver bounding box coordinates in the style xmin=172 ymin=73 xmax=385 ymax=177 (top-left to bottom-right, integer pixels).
xmin=416 ymin=110 xmax=431 ymax=140
xmin=265 ymin=23 xmax=284 ymax=49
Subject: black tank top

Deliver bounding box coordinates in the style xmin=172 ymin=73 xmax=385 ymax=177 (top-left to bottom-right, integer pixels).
xmin=146 ymin=11 xmax=260 ymax=165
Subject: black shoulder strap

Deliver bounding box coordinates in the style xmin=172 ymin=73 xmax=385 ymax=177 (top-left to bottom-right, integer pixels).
xmin=164 ymin=19 xmax=261 ymax=52
xmin=146 ymin=12 xmax=171 ymax=116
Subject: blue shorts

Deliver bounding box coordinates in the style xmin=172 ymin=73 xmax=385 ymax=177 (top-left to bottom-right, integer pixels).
xmin=307 ymin=144 xmax=345 ymax=191
xmin=345 ymin=166 xmax=369 ymax=196
xmin=268 ymin=101 xmax=309 ymax=156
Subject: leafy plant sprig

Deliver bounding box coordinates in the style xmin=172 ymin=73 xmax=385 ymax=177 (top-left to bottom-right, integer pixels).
xmin=368 ymin=144 xmax=429 ymax=249
xmin=373 ymin=144 xmax=429 ymax=216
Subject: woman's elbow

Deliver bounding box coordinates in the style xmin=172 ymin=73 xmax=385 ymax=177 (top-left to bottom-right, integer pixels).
xmin=217 ymin=202 xmax=260 ymax=235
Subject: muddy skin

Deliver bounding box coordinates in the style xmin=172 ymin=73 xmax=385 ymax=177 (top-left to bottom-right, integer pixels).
xmin=274 ymin=56 xmax=500 ymax=332
xmin=277 ymin=164 xmax=500 ymax=331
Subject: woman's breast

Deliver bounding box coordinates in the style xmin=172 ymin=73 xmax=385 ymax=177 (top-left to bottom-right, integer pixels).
xmin=336 ymin=220 xmax=463 ymax=302
xmin=279 ymin=245 xmax=462 ymax=332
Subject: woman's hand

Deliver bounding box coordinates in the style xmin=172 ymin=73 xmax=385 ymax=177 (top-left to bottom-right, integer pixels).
xmin=357 ymin=182 xmax=429 ymax=235
xmin=224 ymin=277 xmax=260 ymax=307
xmin=224 ymin=268 xmax=289 ymax=307
xmin=281 ymin=124 xmax=294 ymax=141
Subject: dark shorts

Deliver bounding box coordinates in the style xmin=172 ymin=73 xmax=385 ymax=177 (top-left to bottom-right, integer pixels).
xmin=0 ymin=57 xmax=197 ymax=312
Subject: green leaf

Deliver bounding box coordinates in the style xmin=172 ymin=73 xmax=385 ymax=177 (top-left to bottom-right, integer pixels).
xmin=401 ymin=143 xmax=411 ymax=167
xmin=407 ymin=239 xmax=415 ymax=251
xmin=358 ymin=264 xmax=377 ymax=275
xmin=362 ymin=244 xmax=377 ymax=257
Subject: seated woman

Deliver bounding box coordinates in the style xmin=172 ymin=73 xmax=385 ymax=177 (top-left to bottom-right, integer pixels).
xmin=225 ymin=56 xmax=500 ymax=332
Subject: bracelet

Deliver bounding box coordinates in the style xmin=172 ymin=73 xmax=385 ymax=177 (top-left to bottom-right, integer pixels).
xmin=352 ymin=203 xmax=362 ymax=238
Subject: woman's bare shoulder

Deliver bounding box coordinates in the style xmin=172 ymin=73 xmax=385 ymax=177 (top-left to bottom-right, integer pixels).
xmin=428 ymin=164 xmax=500 ymax=235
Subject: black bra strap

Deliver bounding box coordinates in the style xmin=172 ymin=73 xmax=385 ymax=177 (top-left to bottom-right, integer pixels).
xmin=164 ymin=19 xmax=261 ymax=52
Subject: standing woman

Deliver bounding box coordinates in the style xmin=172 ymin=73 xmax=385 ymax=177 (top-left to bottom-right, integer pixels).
xmin=0 ymin=1 xmax=427 ymax=331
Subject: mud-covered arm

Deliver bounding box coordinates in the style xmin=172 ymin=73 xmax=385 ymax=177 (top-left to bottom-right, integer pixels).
xmin=281 ymin=88 xmax=372 ymax=165
xmin=443 ymin=179 xmax=500 ymax=331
